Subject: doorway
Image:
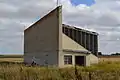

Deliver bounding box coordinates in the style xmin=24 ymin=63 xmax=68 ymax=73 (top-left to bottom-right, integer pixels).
xmin=75 ymin=56 xmax=85 ymax=66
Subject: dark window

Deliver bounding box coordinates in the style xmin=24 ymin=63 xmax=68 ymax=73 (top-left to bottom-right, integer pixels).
xmin=64 ymin=55 xmax=72 ymax=65
xmin=69 ymin=29 xmax=72 ymax=38
xmin=73 ymin=30 xmax=77 ymax=41
xmin=64 ymin=27 xmax=68 ymax=35
xmin=62 ymin=27 xmax=65 ymax=33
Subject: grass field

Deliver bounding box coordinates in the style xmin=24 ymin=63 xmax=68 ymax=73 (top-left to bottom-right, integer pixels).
xmin=0 ymin=54 xmax=23 ymax=58
xmin=0 ymin=55 xmax=120 ymax=80
xmin=0 ymin=55 xmax=23 ymax=63
xmin=0 ymin=58 xmax=23 ymax=62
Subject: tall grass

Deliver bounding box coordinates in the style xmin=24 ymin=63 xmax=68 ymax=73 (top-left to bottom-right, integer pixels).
xmin=0 ymin=62 xmax=120 ymax=80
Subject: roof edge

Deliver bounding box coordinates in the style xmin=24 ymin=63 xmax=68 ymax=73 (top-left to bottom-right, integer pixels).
xmin=63 ymin=49 xmax=91 ymax=54
xmin=62 ymin=24 xmax=98 ymax=35
xmin=24 ymin=6 xmax=62 ymax=32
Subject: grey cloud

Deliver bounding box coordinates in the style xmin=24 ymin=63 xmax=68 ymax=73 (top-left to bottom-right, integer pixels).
xmin=99 ymin=39 xmax=120 ymax=54
xmin=96 ymin=14 xmax=120 ymax=26
xmin=64 ymin=9 xmax=120 ymax=27
xmin=0 ymin=0 xmax=56 ymax=19
xmin=0 ymin=0 xmax=56 ymax=54
xmin=62 ymin=0 xmax=120 ymax=54
xmin=0 ymin=0 xmax=120 ymax=54
xmin=0 ymin=19 xmax=24 ymax=53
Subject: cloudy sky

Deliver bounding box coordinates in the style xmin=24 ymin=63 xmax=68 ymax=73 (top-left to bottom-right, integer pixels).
xmin=0 ymin=0 xmax=120 ymax=54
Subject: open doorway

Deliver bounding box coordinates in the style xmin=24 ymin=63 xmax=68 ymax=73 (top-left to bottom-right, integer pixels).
xmin=75 ymin=56 xmax=85 ymax=66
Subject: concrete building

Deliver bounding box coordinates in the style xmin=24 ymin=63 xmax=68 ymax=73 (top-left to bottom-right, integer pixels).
xmin=24 ymin=6 xmax=98 ymax=67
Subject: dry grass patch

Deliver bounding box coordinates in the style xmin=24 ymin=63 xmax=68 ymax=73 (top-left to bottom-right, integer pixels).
xmin=0 ymin=58 xmax=23 ymax=62
xmin=0 ymin=61 xmax=119 ymax=80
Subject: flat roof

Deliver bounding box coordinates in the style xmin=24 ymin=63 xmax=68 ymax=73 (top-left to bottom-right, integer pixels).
xmin=63 ymin=49 xmax=91 ymax=54
xmin=62 ymin=24 xmax=98 ymax=35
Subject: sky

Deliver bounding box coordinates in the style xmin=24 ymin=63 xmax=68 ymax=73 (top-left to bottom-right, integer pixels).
xmin=0 ymin=0 xmax=120 ymax=54
xmin=71 ymin=0 xmax=95 ymax=6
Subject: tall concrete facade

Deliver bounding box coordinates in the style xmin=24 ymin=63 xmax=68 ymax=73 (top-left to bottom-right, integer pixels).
xmin=24 ymin=6 xmax=98 ymax=67
xmin=24 ymin=6 xmax=62 ymax=66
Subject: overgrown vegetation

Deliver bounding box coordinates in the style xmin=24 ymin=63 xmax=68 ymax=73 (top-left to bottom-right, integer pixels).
xmin=0 ymin=61 xmax=120 ymax=80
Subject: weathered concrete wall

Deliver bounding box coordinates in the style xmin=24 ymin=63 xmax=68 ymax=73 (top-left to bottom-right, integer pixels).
xmin=61 ymin=51 xmax=89 ymax=67
xmin=24 ymin=5 xmax=98 ymax=67
xmin=60 ymin=51 xmax=98 ymax=67
xmin=58 ymin=6 xmax=63 ymax=67
xmin=62 ymin=34 xmax=88 ymax=51
xmin=24 ymin=6 xmax=62 ymax=66
xmin=62 ymin=24 xmax=98 ymax=56
xmin=59 ymin=33 xmax=90 ymax=67
xmin=60 ymin=33 xmax=98 ymax=67
xmin=87 ymin=54 xmax=98 ymax=65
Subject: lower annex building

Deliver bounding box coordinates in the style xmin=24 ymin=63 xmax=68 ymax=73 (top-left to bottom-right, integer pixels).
xmin=24 ymin=6 xmax=98 ymax=67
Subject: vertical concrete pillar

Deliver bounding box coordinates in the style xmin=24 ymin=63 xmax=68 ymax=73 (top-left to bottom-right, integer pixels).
xmin=74 ymin=29 xmax=77 ymax=41
xmin=94 ymin=35 xmax=98 ymax=56
xmin=82 ymin=31 xmax=83 ymax=46
xmin=78 ymin=31 xmax=81 ymax=46
xmin=85 ymin=55 xmax=90 ymax=66
xmin=58 ymin=6 xmax=63 ymax=67
xmin=92 ymin=35 xmax=94 ymax=54
xmin=72 ymin=55 xmax=75 ymax=66
xmin=62 ymin=26 xmax=65 ymax=33
xmin=76 ymin=30 xmax=79 ymax=43
xmin=86 ymin=33 xmax=89 ymax=50
xmin=90 ymin=34 xmax=92 ymax=52
xmin=68 ymin=28 xmax=71 ymax=38
xmin=88 ymin=34 xmax=90 ymax=51
xmin=96 ymin=35 xmax=98 ymax=56
xmin=66 ymin=27 xmax=69 ymax=36
xmin=84 ymin=32 xmax=86 ymax=48
xmin=80 ymin=31 xmax=82 ymax=45
xmin=72 ymin=29 xmax=74 ymax=40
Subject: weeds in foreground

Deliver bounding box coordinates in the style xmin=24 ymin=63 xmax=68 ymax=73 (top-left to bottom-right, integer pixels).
xmin=0 ymin=62 xmax=120 ymax=80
